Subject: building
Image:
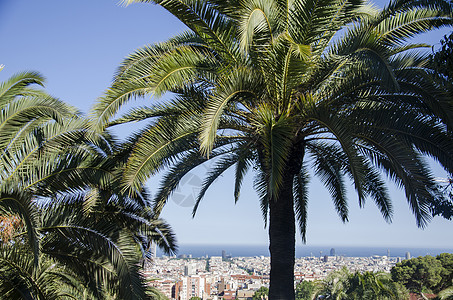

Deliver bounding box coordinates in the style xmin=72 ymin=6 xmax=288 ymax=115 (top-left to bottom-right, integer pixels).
xmin=175 ymin=275 xmax=206 ymax=300
xmin=209 ymin=256 xmax=223 ymax=272
xmin=405 ymin=252 xmax=411 ymax=260
xmin=330 ymin=248 xmax=336 ymax=256
xmin=236 ymin=289 xmax=255 ymax=300
xmin=184 ymin=262 xmax=196 ymax=276
xmin=148 ymin=280 xmax=175 ymax=299
xmin=219 ymin=277 xmax=238 ymax=293
xmin=210 ymin=256 xmax=223 ymax=265
xmin=219 ymin=290 xmax=237 ymax=300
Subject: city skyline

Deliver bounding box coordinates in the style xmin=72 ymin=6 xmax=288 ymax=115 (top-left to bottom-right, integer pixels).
xmin=1 ymin=0 xmax=452 ymax=249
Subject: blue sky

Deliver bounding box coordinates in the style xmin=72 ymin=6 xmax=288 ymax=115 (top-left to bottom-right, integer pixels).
xmin=1 ymin=0 xmax=452 ymax=248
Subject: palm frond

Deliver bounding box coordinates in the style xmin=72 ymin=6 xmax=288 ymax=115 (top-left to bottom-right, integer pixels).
xmin=307 ymin=142 xmax=348 ymax=222
xmin=192 ymin=153 xmax=239 ymax=216
xmin=293 ymin=166 xmax=309 ymax=243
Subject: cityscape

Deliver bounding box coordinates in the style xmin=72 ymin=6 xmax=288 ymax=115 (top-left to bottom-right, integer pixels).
xmin=146 ymin=248 xmax=412 ymax=300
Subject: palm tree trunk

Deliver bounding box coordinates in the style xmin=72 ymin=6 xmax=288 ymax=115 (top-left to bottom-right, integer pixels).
xmin=268 ymin=143 xmax=304 ymax=300
xmin=268 ymin=173 xmax=296 ymax=299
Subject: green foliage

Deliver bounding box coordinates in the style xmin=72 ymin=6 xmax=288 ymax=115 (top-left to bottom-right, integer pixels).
xmin=315 ymin=267 xmax=408 ymax=300
xmin=438 ymin=287 xmax=453 ymax=300
xmin=0 ymin=72 xmax=177 ymax=299
xmin=295 ymin=280 xmax=316 ymax=300
xmin=430 ymin=31 xmax=453 ymax=221
xmin=433 ymin=32 xmax=453 ymax=79
xmin=391 ymin=255 xmax=450 ymax=294
xmin=253 ymin=286 xmax=269 ymax=300
xmin=189 ymin=297 xmax=201 ymax=300
xmin=436 ymin=253 xmax=453 ymax=292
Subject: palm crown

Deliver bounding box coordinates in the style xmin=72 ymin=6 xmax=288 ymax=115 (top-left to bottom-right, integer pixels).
xmin=0 ymin=72 xmax=177 ymax=299
xmin=93 ymin=0 xmax=453 ymax=298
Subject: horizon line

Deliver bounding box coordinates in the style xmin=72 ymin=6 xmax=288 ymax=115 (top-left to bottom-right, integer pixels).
xmin=175 ymin=243 xmax=453 ymax=249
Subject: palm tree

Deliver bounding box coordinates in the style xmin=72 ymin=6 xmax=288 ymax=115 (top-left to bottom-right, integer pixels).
xmin=0 ymin=234 xmax=173 ymax=300
xmin=314 ymin=268 xmax=409 ymax=300
xmin=0 ymin=189 xmax=176 ymax=300
xmin=0 ymin=71 xmax=177 ymax=299
xmin=314 ymin=267 xmax=351 ymax=299
xmin=0 ymin=71 xmax=80 ymax=261
xmin=92 ymin=0 xmax=453 ymax=298
xmin=0 ymin=243 xmax=80 ymax=300
xmin=349 ymin=271 xmax=408 ymax=299
xmin=438 ymin=287 xmax=453 ymax=300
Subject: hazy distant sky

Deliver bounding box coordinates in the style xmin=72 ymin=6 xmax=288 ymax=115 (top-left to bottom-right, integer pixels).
xmin=1 ymin=0 xmax=452 ymax=248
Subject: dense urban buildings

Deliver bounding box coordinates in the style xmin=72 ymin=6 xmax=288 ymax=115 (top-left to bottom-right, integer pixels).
xmin=145 ymin=253 xmax=399 ymax=299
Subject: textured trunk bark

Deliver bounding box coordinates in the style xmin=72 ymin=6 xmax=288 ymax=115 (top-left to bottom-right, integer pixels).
xmin=268 ymin=173 xmax=296 ymax=300
xmin=268 ymin=143 xmax=304 ymax=300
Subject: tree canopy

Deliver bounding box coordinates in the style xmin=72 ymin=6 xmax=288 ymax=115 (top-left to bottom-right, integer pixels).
xmin=433 ymin=32 xmax=453 ymax=79
xmin=295 ymin=280 xmax=316 ymax=300
xmin=391 ymin=254 xmax=453 ymax=295
xmin=253 ymin=286 xmax=269 ymax=300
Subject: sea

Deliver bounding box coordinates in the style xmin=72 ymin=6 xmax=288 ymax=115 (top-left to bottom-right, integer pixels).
xmin=157 ymin=244 xmax=453 ymax=258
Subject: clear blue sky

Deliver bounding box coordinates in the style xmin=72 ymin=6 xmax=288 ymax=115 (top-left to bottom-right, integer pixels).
xmin=1 ymin=0 xmax=452 ymax=248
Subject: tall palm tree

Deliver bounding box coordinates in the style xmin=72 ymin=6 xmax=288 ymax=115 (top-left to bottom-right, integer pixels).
xmin=0 ymin=71 xmax=177 ymax=299
xmin=92 ymin=0 xmax=453 ymax=298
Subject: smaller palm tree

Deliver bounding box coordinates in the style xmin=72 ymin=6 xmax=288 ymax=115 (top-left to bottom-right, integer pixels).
xmin=314 ymin=267 xmax=351 ymax=299
xmin=0 ymin=70 xmax=82 ymax=264
xmin=0 ymin=239 xmax=172 ymax=300
xmin=0 ymin=71 xmax=177 ymax=299
xmin=314 ymin=267 xmax=409 ymax=300
xmin=438 ymin=287 xmax=453 ymax=300
xmin=0 ymin=242 xmax=98 ymax=300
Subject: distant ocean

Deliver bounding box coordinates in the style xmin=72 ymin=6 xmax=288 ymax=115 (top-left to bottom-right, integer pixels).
xmin=157 ymin=244 xmax=453 ymax=258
